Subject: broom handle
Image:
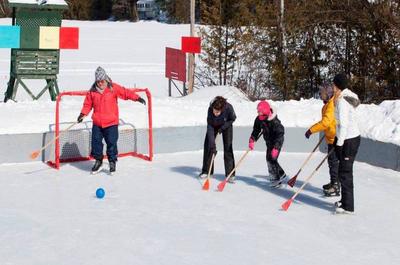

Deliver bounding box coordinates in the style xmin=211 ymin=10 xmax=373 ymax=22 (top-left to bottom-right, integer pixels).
xmin=290 ymin=149 xmax=334 ymax=201
xmin=223 ymin=131 xmax=263 ymax=181
xmin=39 ymin=122 xmax=79 ymax=153
xmin=225 ymin=149 xmax=251 ymax=181
xmin=297 ymin=136 xmax=324 ymax=173
xmin=206 ymin=134 xmax=220 ymax=179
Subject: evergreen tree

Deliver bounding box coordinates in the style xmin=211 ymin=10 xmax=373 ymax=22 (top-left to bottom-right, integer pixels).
xmin=90 ymin=0 xmax=113 ymax=20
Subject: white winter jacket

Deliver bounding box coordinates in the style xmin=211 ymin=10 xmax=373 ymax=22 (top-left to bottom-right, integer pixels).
xmin=335 ymin=89 xmax=361 ymax=146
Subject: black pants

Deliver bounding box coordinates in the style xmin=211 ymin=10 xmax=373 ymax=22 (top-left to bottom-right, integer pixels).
xmin=91 ymin=124 xmax=119 ymax=162
xmin=336 ymin=136 xmax=361 ymax=211
xmin=201 ymin=126 xmax=235 ymax=176
xmin=266 ymin=146 xmax=285 ymax=179
xmin=328 ymin=144 xmax=339 ymax=184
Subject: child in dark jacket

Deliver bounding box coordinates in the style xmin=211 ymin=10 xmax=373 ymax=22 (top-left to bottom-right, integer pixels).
xmin=199 ymin=96 xmax=236 ymax=181
xmin=248 ymin=100 xmax=287 ymax=186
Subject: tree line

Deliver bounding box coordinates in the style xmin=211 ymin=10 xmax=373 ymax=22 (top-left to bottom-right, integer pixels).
xmin=196 ymin=0 xmax=400 ymax=103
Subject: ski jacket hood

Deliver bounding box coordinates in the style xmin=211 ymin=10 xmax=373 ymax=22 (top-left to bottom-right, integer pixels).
xmin=340 ymin=89 xmax=360 ymax=108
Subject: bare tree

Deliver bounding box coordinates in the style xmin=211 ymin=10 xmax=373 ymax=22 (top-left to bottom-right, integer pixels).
xmin=0 ymin=0 xmax=9 ymax=17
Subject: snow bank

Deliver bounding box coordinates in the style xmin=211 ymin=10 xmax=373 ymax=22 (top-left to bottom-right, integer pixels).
xmin=357 ymin=100 xmax=400 ymax=145
xmin=1 ymin=86 xmax=398 ymax=146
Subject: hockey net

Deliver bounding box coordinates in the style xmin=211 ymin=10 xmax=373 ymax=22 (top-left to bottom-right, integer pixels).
xmin=46 ymin=88 xmax=153 ymax=169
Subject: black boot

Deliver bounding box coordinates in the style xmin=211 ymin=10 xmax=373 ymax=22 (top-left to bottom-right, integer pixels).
xmin=270 ymin=174 xmax=287 ymax=188
xmin=91 ymin=159 xmax=103 ymax=174
xmin=324 ymin=182 xmax=340 ymax=197
xmin=109 ymin=161 xmax=116 ymax=175
xmin=322 ymin=181 xmax=334 ymax=190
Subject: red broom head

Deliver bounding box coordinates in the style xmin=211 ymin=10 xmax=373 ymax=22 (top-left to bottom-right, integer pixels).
xmin=287 ymin=175 xmax=297 ymax=188
xmin=281 ymin=199 xmax=294 ymax=211
xmin=217 ymin=180 xmax=227 ymax=192
xmin=30 ymin=151 xmax=40 ymax=160
xmin=202 ymin=179 xmax=210 ymax=191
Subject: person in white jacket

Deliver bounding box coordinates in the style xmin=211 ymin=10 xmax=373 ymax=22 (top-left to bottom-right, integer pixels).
xmin=332 ymin=74 xmax=361 ymax=214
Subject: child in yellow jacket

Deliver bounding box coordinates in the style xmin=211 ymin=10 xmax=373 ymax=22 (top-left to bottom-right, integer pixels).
xmin=305 ymin=83 xmax=340 ymax=196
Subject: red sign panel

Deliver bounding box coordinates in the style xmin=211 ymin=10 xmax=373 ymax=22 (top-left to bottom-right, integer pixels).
xmin=59 ymin=27 xmax=79 ymax=49
xmin=166 ymin=47 xmax=186 ymax=82
xmin=181 ymin=36 xmax=201 ymax=54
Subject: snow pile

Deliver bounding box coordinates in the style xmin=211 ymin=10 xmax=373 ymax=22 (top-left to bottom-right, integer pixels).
xmin=357 ymin=100 xmax=400 ymax=145
xmin=185 ymin=86 xmax=250 ymax=103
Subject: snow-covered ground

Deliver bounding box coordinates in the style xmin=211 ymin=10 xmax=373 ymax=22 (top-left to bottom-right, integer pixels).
xmin=0 ymin=151 xmax=399 ymax=265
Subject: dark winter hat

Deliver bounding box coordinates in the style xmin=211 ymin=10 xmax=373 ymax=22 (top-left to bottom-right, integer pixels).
xmin=95 ymin=66 xmax=111 ymax=83
xmin=333 ymin=73 xmax=348 ymax=91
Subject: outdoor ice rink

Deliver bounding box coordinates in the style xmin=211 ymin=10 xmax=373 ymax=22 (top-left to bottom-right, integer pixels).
xmin=1 ymin=151 xmax=399 ymax=265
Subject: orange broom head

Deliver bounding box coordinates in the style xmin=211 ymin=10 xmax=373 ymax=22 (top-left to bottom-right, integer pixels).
xmin=30 ymin=151 xmax=40 ymax=160
xmin=281 ymin=199 xmax=293 ymax=211
xmin=202 ymin=179 xmax=210 ymax=191
xmin=287 ymin=175 xmax=297 ymax=187
xmin=217 ymin=180 xmax=227 ymax=192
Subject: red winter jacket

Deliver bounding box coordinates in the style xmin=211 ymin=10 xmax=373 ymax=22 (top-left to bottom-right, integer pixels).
xmin=80 ymin=82 xmax=140 ymax=128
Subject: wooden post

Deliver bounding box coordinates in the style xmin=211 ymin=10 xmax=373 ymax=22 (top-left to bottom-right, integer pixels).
xmin=187 ymin=0 xmax=195 ymax=94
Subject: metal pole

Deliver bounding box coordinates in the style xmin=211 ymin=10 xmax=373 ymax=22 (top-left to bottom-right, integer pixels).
xmin=187 ymin=0 xmax=195 ymax=94
xmin=281 ymin=0 xmax=286 ymax=64
xmin=279 ymin=0 xmax=287 ymax=98
xmin=168 ymin=79 xmax=171 ymax=97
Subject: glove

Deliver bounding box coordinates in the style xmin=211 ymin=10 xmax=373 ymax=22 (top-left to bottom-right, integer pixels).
xmin=248 ymin=137 xmax=255 ymax=150
xmin=77 ymin=113 xmax=85 ymax=123
xmin=271 ymin=148 xmax=279 ymax=160
xmin=137 ymin=97 xmax=146 ymax=105
xmin=305 ymin=129 xmax=312 ymax=139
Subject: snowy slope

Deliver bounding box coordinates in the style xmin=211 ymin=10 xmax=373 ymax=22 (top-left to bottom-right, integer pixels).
xmin=0 ymin=18 xmax=399 ymax=146
xmin=0 ymin=151 xmax=399 ymax=265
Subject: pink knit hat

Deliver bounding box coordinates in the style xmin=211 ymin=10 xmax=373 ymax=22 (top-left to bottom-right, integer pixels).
xmin=257 ymin=100 xmax=271 ymax=117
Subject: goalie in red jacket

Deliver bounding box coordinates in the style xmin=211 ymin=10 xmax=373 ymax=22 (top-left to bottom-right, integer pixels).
xmin=77 ymin=66 xmax=146 ymax=174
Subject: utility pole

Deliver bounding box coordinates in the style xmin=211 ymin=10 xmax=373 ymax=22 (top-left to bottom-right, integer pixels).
xmin=279 ymin=0 xmax=287 ymax=98
xmin=187 ymin=0 xmax=195 ymax=94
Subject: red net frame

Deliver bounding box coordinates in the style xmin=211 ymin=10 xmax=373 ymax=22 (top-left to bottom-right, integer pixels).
xmin=47 ymin=88 xmax=153 ymax=169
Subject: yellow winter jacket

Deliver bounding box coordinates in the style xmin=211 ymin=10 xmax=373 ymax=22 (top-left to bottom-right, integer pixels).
xmin=309 ymin=97 xmax=336 ymax=144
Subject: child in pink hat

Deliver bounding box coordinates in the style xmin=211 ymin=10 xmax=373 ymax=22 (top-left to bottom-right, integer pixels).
xmin=248 ymin=100 xmax=287 ymax=187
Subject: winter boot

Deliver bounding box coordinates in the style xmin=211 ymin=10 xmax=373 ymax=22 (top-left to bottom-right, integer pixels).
xmin=109 ymin=161 xmax=116 ymax=175
xmin=227 ymin=176 xmax=236 ymax=184
xmin=322 ymin=182 xmax=334 ymax=191
xmin=270 ymin=174 xmax=288 ymax=188
xmin=324 ymin=182 xmax=340 ymax=197
xmin=198 ymin=172 xmax=208 ymax=179
xmin=334 ymin=201 xmax=353 ymax=215
xmin=91 ymin=159 xmax=103 ymax=174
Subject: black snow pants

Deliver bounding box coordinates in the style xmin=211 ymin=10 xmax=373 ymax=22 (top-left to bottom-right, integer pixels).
xmin=328 ymin=144 xmax=340 ymax=184
xmin=201 ymin=126 xmax=235 ymax=177
xmin=266 ymin=145 xmax=285 ymax=180
xmin=336 ymin=136 xmax=361 ymax=212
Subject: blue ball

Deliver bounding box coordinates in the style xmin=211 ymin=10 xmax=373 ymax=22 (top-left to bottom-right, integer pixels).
xmin=96 ymin=188 xmax=105 ymax=199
